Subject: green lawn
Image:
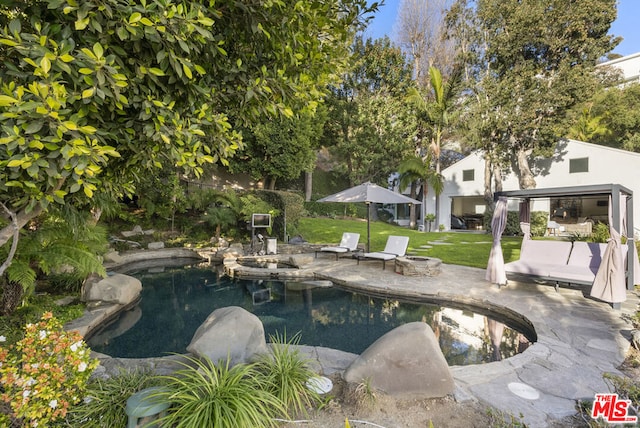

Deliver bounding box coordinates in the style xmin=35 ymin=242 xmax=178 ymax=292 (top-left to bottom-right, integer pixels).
xmin=297 ymin=217 xmax=523 ymax=269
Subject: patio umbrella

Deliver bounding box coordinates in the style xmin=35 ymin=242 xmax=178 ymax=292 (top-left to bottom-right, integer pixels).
xmin=317 ymin=182 xmax=421 ymax=252
xmin=486 ymin=196 xmax=508 ymax=285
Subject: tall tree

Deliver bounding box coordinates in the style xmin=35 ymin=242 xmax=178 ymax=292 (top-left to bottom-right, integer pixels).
xmin=396 ymin=0 xmax=456 ymax=86
xmin=0 ymin=0 xmax=376 ymax=269
xmin=323 ymin=36 xmax=417 ymax=186
xmin=448 ymin=0 xmax=619 ymax=193
xmin=406 ymin=65 xmax=461 ymax=224
xmin=230 ymin=109 xmax=325 ymax=190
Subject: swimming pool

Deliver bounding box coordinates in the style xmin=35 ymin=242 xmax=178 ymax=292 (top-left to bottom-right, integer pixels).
xmin=88 ymin=263 xmax=533 ymax=364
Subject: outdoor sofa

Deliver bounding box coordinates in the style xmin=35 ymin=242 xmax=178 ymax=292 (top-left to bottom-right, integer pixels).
xmin=504 ymin=239 xmax=627 ymax=289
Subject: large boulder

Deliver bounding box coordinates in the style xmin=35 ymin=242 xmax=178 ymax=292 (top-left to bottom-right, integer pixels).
xmin=187 ymin=306 xmax=268 ymax=366
xmin=82 ymin=274 xmax=142 ymax=305
xmin=344 ymin=322 xmax=454 ymax=398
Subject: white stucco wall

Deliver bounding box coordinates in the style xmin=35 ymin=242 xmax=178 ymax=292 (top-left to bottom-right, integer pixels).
xmin=427 ymin=140 xmax=640 ymax=234
xmin=598 ymin=52 xmax=640 ymax=86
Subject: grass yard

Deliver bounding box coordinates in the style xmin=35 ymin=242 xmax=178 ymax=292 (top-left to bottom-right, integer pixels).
xmin=297 ymin=217 xmax=523 ymax=269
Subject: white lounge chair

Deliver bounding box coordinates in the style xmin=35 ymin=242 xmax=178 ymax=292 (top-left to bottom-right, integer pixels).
xmin=357 ymin=235 xmax=409 ymax=270
xmin=315 ymin=232 xmax=360 ymax=260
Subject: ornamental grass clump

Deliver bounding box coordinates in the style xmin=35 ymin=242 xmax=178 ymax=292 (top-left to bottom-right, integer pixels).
xmin=254 ymin=331 xmax=321 ymax=417
xmin=68 ymin=368 xmax=159 ymax=427
xmin=0 ymin=312 xmax=98 ymax=427
xmin=156 ymin=355 xmax=286 ymax=428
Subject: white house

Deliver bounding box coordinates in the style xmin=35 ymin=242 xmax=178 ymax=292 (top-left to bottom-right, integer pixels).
xmin=597 ymin=52 xmax=640 ymax=86
xmin=425 ymin=139 xmax=640 ymax=235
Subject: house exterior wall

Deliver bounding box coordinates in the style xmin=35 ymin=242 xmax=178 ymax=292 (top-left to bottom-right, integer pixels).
xmin=427 ymin=139 xmax=640 ymax=234
xmin=598 ymin=52 xmax=640 ymax=86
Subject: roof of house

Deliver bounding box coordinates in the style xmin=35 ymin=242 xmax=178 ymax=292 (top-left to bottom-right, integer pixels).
xmin=494 ymin=183 xmax=633 ymax=201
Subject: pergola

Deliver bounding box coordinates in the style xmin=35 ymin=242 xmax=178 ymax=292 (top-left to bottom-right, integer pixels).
xmin=493 ymin=184 xmax=638 ymax=295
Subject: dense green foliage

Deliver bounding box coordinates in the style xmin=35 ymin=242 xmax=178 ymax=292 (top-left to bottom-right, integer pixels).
xmin=569 ymin=83 xmax=640 ymax=152
xmin=1 ymin=208 xmax=106 ymax=314
xmin=0 ymin=0 xmax=378 ymax=310
xmin=322 ymin=36 xmax=417 ymax=186
xmin=231 ymin=108 xmax=326 ymax=190
xmin=0 ymin=292 xmax=84 ymax=345
xmin=0 ymin=0 xmax=376 ymax=247
xmin=448 ymin=0 xmax=619 ymax=191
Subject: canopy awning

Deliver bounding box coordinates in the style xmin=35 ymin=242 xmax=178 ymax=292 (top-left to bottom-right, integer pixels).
xmin=494 ymin=184 xmax=638 ymax=297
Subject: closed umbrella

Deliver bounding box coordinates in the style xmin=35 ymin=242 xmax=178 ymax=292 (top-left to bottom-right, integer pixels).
xmin=591 ymin=196 xmax=626 ymax=303
xmin=519 ymin=199 xmax=531 ymax=241
xmin=486 ymin=196 xmax=508 ymax=285
xmin=317 ymin=182 xmax=421 ymax=252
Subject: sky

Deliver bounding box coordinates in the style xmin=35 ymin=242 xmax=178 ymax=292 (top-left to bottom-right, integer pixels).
xmin=364 ymin=0 xmax=640 ymax=57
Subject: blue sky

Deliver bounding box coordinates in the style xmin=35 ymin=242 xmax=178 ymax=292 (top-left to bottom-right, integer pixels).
xmin=364 ymin=0 xmax=640 ymax=57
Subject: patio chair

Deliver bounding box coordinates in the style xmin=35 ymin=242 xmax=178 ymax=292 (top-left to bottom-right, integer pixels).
xmin=357 ymin=235 xmax=409 ymax=270
xmin=315 ymin=232 xmax=360 ymax=260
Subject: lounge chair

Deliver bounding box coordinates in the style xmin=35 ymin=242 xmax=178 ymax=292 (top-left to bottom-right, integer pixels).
xmin=315 ymin=232 xmax=360 ymax=260
xmin=357 ymin=235 xmax=409 ymax=270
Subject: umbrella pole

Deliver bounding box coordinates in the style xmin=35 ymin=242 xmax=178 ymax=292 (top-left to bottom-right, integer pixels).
xmin=366 ymin=202 xmax=371 ymax=252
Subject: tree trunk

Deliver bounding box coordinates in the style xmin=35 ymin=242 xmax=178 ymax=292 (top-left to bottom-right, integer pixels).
xmin=89 ymin=207 xmax=102 ymax=225
xmin=1 ymin=280 xmax=23 ymax=316
xmin=483 ymin=152 xmax=493 ymax=207
xmin=0 ymin=178 xmax=62 ymax=248
xmin=266 ymin=177 xmax=277 ymax=190
xmin=433 ymin=131 xmax=442 ymax=229
xmin=409 ymin=182 xmax=418 ymax=229
xmin=305 ymin=171 xmax=313 ymax=202
xmin=516 ymin=147 xmax=536 ymax=189
xmin=0 ymin=204 xmax=44 ymax=249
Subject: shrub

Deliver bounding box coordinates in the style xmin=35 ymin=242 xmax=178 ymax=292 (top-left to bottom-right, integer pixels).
xmin=589 ymin=222 xmax=611 ymax=243
xmin=484 ymin=210 xmax=520 ymax=236
xmin=0 ymin=312 xmax=98 ymax=426
xmin=603 ymin=372 xmax=640 ymax=408
xmin=530 ymin=211 xmax=549 ymax=237
xmin=156 ymin=355 xmax=286 ymax=428
xmin=254 ymin=332 xmax=320 ymax=417
xmin=68 ymin=369 xmax=159 ymax=428
xmin=484 ymin=210 xmax=548 ymax=237
xmin=304 ymin=201 xmax=364 ymax=219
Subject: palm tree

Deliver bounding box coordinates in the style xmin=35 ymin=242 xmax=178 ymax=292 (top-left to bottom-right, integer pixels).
xmin=398 ymin=153 xmax=444 ymax=230
xmin=568 ymin=107 xmax=611 ymax=143
xmin=201 ymin=190 xmax=242 ymax=243
xmin=407 ymin=65 xmax=462 ymax=226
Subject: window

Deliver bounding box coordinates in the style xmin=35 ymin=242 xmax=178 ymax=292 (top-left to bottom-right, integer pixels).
xmin=569 ymin=157 xmax=588 ymax=173
xmin=462 ymin=169 xmax=474 ymax=181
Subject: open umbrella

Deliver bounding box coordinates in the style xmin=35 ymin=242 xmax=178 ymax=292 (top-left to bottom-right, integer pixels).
xmin=317 ymin=182 xmax=421 ymax=252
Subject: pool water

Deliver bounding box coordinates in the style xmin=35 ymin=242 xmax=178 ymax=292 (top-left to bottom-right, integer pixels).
xmin=88 ymin=264 xmax=533 ymax=364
